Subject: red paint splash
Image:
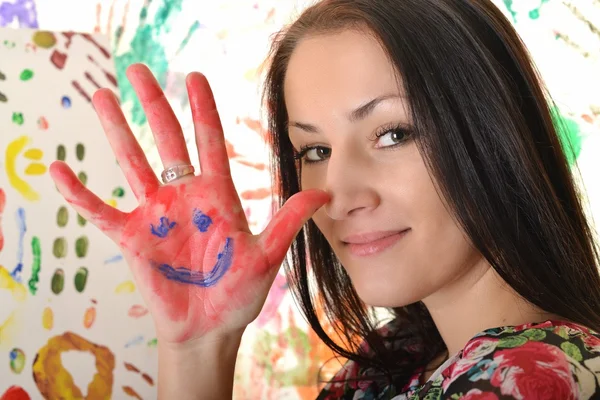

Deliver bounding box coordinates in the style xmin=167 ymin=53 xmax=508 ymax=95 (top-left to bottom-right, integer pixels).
xmin=72 ymin=81 xmax=92 ymax=102
xmin=124 ymin=362 xmax=154 ymax=386
xmin=128 ymin=304 xmax=148 ymax=318
xmin=0 ymin=188 xmax=5 ymax=252
xmin=236 ymin=159 xmax=267 ymax=170
xmin=122 ymin=386 xmax=142 ymax=400
xmin=50 ymin=50 xmax=67 ymax=69
xmin=0 ymin=386 xmax=31 ymax=400
xmin=87 ymin=55 xmax=118 ymax=86
xmin=63 ymin=32 xmax=110 ymax=58
xmin=124 ymin=362 xmax=140 ymax=373
xmin=85 ymin=71 xmax=101 ymax=89
xmin=241 ymin=188 xmax=271 ymax=200
xmin=94 ymin=3 xmax=102 ymax=33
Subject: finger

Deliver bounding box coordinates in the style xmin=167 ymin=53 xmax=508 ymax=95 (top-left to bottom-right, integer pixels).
xmin=126 ymin=64 xmax=192 ymax=172
xmin=186 ymin=72 xmax=231 ymax=176
xmin=93 ymin=88 xmax=160 ymax=199
xmin=49 ymin=161 xmax=127 ymax=243
xmin=258 ymin=189 xmax=330 ymax=266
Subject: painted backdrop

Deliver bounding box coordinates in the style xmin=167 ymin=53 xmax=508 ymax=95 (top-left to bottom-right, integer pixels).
xmin=1 ymin=0 xmax=599 ymax=399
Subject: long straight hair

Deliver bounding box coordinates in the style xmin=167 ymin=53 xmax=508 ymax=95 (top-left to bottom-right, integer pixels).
xmin=263 ymin=0 xmax=600 ymax=389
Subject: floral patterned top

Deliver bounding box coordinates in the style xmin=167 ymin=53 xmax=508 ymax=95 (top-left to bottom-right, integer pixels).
xmin=317 ymin=320 xmax=600 ymax=399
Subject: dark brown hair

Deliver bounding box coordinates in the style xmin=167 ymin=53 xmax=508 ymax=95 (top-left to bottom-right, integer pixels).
xmin=263 ymin=0 xmax=600 ymax=390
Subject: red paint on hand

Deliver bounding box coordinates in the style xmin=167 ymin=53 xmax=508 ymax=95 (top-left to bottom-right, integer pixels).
xmin=49 ymin=63 xmax=331 ymax=345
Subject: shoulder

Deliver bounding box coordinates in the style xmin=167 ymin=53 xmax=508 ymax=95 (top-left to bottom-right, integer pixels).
xmin=434 ymin=320 xmax=600 ymax=400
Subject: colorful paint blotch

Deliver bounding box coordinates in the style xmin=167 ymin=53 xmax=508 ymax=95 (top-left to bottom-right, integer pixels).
xmin=74 ymin=267 xmax=88 ymax=292
xmin=27 ymin=236 xmax=40 ymax=294
xmin=50 ymin=268 xmax=64 ymax=294
xmin=115 ymin=280 xmax=135 ymax=295
xmin=32 ymin=332 xmax=115 ymax=399
xmin=5 ymin=136 xmax=45 ymax=201
xmin=154 ymin=237 xmax=234 ymax=287
xmin=0 ymin=0 xmax=39 ymax=28
xmin=41 ymin=307 xmax=53 ymax=330
xmin=150 ymin=216 xmax=176 ymax=238
xmin=11 ymin=208 xmax=26 ymax=282
xmin=9 ymin=348 xmax=25 ymax=374
xmin=31 ymin=31 xmax=55 ymax=48
xmin=75 ymin=236 xmax=89 ymax=258
xmin=0 ymin=385 xmax=31 ymax=400
xmin=18 ymin=68 xmax=32 ymax=81
xmin=192 ymin=208 xmax=212 ymax=232
xmin=127 ymin=304 xmax=148 ymax=318
xmin=61 ymin=95 xmax=71 ymax=108
xmin=124 ymin=335 xmax=144 ymax=348
xmin=11 ymin=112 xmax=23 ymax=125
xmin=83 ymin=306 xmax=96 ymax=329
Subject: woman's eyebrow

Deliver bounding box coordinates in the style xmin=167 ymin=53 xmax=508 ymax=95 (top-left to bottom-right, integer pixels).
xmin=288 ymin=93 xmax=404 ymax=134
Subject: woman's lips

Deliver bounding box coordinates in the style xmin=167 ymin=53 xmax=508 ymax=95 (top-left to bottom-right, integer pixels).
xmin=343 ymin=229 xmax=410 ymax=257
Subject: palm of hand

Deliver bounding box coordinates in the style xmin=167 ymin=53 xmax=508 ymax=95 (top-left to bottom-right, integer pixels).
xmin=49 ymin=64 xmax=329 ymax=345
xmin=121 ymin=176 xmax=272 ymax=342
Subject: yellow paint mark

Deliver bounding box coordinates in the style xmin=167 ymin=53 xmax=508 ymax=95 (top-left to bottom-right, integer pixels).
xmin=25 ymin=163 xmax=47 ymax=175
xmin=0 ymin=266 xmax=27 ymax=302
xmin=83 ymin=307 xmax=96 ymax=328
xmin=0 ymin=265 xmax=27 ymax=348
xmin=6 ymin=136 xmax=40 ymax=201
xmin=106 ymin=199 xmax=118 ymax=207
xmin=115 ymin=280 xmax=135 ymax=294
xmin=42 ymin=307 xmax=53 ymax=330
xmin=24 ymin=148 xmax=43 ymax=160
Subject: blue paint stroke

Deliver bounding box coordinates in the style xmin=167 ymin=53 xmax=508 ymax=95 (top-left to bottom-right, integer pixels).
xmin=192 ymin=209 xmax=212 ymax=232
xmin=125 ymin=335 xmax=144 ymax=348
xmin=0 ymin=0 xmax=39 ymax=28
xmin=104 ymin=254 xmax=123 ymax=264
xmin=155 ymin=237 xmax=233 ymax=287
xmin=11 ymin=207 xmax=26 ymax=282
xmin=150 ymin=216 xmax=177 ymax=238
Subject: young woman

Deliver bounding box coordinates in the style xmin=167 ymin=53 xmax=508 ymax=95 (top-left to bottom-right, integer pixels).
xmin=50 ymin=0 xmax=600 ymax=398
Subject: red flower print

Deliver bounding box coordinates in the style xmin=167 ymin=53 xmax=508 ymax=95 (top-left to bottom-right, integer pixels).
xmin=490 ymin=341 xmax=578 ymax=399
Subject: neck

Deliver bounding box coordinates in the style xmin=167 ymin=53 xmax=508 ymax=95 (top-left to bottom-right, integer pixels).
xmin=422 ymin=260 xmax=561 ymax=356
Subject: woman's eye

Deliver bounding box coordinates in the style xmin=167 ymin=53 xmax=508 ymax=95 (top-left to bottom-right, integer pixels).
xmin=375 ymin=128 xmax=407 ymax=148
xmin=304 ymin=146 xmax=331 ymax=161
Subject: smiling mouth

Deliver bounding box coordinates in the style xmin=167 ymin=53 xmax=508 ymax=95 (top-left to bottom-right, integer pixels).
xmin=342 ymin=229 xmax=410 ymax=257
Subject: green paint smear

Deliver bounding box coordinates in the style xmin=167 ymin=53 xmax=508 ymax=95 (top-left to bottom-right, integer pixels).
xmin=76 ymin=143 xmax=85 ymax=161
xmin=74 ymin=267 xmax=88 ymax=293
xmin=20 ymin=69 xmax=34 ymax=81
xmin=28 ymin=236 xmax=41 ymax=295
xmin=114 ymin=0 xmax=197 ymax=126
xmin=552 ymin=106 xmax=583 ymax=167
xmin=78 ymin=171 xmax=88 ymax=186
xmin=504 ymin=0 xmax=550 ymax=22
xmin=77 ymin=213 xmax=87 ymax=227
xmin=57 ymin=145 xmax=66 ymax=161
xmin=12 ymin=112 xmax=24 ymax=125
xmin=147 ymin=338 xmax=158 ymax=347
xmin=75 ymin=236 xmax=89 ymax=258
xmin=51 ymin=269 xmax=65 ymax=294
xmin=57 ymin=206 xmax=69 ymax=227
xmin=252 ymin=325 xmax=313 ymax=386
xmin=53 ymin=237 xmax=67 ymax=258
xmin=112 ymin=186 xmax=126 ymax=197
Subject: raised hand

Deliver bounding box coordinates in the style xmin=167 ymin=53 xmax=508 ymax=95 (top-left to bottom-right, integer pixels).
xmin=49 ymin=64 xmax=329 ymax=345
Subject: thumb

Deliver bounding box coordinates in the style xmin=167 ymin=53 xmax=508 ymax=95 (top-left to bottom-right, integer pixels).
xmin=258 ymin=189 xmax=330 ymax=266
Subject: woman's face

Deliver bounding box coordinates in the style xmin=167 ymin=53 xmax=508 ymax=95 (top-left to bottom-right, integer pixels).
xmin=284 ymin=30 xmax=486 ymax=308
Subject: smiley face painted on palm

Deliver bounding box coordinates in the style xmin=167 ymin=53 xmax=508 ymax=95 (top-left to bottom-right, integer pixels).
xmin=149 ymin=208 xmax=233 ymax=288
